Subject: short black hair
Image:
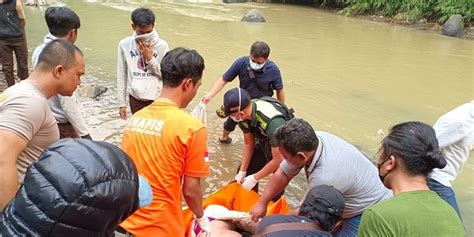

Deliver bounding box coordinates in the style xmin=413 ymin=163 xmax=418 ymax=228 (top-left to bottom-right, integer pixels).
xmin=45 ymin=7 xmax=80 ymax=37
xmin=250 ymin=41 xmax=270 ymax=58
xmin=160 ymin=47 xmax=205 ymax=88
xmin=131 ymin=8 xmax=155 ymax=27
xmin=274 ymin=118 xmax=318 ymax=155
xmin=381 ymin=121 xmax=447 ymax=177
xmin=299 ymin=185 xmax=345 ymax=231
xmin=36 ymin=39 xmax=83 ymax=71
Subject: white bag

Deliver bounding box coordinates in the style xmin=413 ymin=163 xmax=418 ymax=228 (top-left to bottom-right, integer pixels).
xmin=191 ymin=101 xmax=207 ymax=126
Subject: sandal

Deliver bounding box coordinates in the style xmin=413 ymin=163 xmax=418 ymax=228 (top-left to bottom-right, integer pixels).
xmin=219 ymin=137 xmax=232 ymax=144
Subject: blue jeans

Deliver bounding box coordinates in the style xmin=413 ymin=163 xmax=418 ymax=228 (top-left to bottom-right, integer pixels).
xmin=428 ymin=178 xmax=462 ymax=219
xmin=333 ymin=214 xmax=362 ymax=237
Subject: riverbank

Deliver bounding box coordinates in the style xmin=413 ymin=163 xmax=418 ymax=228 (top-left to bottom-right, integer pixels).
xmin=256 ymin=1 xmax=474 ymax=40
xmin=311 ymin=6 xmax=474 ymax=40
xmin=352 ymin=13 xmax=474 ymax=40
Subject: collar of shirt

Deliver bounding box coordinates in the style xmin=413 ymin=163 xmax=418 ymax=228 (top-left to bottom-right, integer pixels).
xmin=305 ymin=136 xmax=323 ymax=174
xmin=44 ymin=33 xmax=57 ymax=44
xmin=154 ymin=97 xmax=178 ymax=107
xmin=25 ymin=80 xmax=48 ymax=99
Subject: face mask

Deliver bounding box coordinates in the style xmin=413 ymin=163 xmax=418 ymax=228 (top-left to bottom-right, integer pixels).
xmin=134 ymin=29 xmax=159 ymax=46
xmin=377 ymin=158 xmax=391 ymax=184
xmin=230 ymin=113 xmax=242 ymax=122
xmin=249 ymin=58 xmax=265 ymax=71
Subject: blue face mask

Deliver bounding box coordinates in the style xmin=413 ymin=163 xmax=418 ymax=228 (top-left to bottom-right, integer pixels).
xmin=249 ymin=58 xmax=265 ymax=71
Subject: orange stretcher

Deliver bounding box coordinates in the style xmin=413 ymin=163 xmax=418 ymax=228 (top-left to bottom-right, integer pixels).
xmin=182 ymin=182 xmax=290 ymax=236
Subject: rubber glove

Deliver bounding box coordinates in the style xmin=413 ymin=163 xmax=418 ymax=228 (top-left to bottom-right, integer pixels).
xmin=242 ymin=175 xmax=258 ymax=191
xmin=235 ymin=171 xmax=247 ymax=183
xmin=195 ymin=215 xmax=211 ymax=236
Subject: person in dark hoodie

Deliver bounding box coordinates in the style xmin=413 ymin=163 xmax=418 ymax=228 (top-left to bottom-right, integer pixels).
xmin=0 ymin=138 xmax=151 ymax=236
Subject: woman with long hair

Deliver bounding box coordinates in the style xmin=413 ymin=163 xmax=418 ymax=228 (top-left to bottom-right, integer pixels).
xmin=358 ymin=121 xmax=464 ymax=236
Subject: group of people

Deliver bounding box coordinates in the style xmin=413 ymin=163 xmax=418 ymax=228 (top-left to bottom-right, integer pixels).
xmin=0 ymin=2 xmax=472 ymax=237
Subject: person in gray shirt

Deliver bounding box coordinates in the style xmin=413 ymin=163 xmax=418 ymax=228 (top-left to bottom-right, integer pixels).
xmin=0 ymin=39 xmax=84 ymax=210
xmin=250 ymin=119 xmax=392 ymax=237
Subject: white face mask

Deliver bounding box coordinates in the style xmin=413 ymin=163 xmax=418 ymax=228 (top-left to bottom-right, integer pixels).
xmin=230 ymin=113 xmax=243 ymax=122
xmin=249 ymin=58 xmax=265 ymax=71
xmin=134 ymin=29 xmax=159 ymax=46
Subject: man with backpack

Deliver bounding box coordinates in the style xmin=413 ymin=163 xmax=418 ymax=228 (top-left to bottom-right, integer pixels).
xmin=221 ymin=88 xmax=293 ymax=201
xmin=202 ymin=41 xmax=285 ymax=144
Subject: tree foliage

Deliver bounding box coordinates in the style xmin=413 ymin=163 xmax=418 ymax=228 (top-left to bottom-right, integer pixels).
xmin=311 ymin=0 xmax=473 ymax=24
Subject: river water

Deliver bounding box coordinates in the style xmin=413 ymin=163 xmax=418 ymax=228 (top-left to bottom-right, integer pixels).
xmin=23 ymin=0 xmax=473 ymax=234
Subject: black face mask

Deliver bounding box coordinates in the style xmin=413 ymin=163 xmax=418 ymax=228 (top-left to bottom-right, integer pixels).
xmin=377 ymin=158 xmax=391 ymax=184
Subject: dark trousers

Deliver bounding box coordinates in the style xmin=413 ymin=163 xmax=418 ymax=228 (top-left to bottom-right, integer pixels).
xmin=129 ymin=95 xmax=153 ymax=114
xmin=238 ymin=139 xmax=284 ymax=202
xmin=0 ymin=37 xmax=29 ymax=87
xmin=58 ymin=122 xmax=79 ymax=139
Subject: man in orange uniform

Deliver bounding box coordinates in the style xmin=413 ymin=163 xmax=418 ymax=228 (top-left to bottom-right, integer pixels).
xmin=119 ymin=47 xmax=210 ymax=236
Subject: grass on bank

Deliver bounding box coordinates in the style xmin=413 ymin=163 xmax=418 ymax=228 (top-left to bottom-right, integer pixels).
xmin=309 ymin=0 xmax=473 ymax=24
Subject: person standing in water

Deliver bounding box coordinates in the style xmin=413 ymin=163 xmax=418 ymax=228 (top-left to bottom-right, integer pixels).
xmin=117 ymin=7 xmax=169 ymax=120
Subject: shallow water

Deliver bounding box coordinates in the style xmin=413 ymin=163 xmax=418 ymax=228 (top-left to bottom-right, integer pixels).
xmin=22 ymin=0 xmax=473 ymax=234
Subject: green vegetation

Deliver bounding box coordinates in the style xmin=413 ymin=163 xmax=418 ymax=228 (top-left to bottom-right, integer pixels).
xmin=310 ymin=0 xmax=473 ymax=24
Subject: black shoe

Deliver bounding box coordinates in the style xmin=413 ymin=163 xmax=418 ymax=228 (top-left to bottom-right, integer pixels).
xmin=219 ymin=137 xmax=232 ymax=144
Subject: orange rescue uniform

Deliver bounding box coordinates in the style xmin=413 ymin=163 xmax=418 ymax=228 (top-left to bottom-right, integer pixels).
xmin=120 ymin=98 xmax=209 ymax=236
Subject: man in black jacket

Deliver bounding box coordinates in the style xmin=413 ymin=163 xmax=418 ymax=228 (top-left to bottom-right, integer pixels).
xmin=0 ymin=139 xmax=151 ymax=236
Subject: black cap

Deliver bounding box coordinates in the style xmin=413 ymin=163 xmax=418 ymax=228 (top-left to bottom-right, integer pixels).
xmin=301 ymin=185 xmax=345 ymax=217
xmin=222 ymin=88 xmax=251 ymax=117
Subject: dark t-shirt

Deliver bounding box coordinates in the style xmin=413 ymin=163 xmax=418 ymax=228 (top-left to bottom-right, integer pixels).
xmin=222 ymin=56 xmax=283 ymax=99
xmin=256 ymin=215 xmax=332 ymax=237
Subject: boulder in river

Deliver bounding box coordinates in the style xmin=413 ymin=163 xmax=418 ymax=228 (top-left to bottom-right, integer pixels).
xmin=241 ymin=9 xmax=266 ymax=23
xmin=442 ymin=14 xmax=464 ymax=38
xmin=79 ymin=84 xmax=108 ymax=100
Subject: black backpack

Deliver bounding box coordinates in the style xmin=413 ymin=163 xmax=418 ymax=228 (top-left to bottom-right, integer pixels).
xmin=259 ymin=96 xmax=295 ymax=121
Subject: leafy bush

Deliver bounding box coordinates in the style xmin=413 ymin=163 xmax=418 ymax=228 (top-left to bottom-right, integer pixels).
xmin=311 ymin=0 xmax=473 ymax=24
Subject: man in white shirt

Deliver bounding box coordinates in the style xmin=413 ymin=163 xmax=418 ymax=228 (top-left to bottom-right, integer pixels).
xmin=428 ymin=101 xmax=474 ymax=218
xmin=116 ymin=7 xmax=169 ymax=120
xmin=31 ymin=7 xmax=91 ymax=139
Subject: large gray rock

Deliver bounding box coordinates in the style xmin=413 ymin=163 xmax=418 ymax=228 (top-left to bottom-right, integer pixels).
xmin=442 ymin=14 xmax=464 ymax=37
xmin=241 ymin=9 xmax=266 ymax=22
xmin=79 ymin=84 xmax=108 ymax=100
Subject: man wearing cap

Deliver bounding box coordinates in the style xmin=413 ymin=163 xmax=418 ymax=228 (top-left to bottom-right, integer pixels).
xmin=197 ymin=185 xmax=345 ymax=237
xmin=254 ymin=185 xmax=345 ymax=236
xmin=250 ymin=119 xmax=392 ymax=237
xmin=202 ymin=41 xmax=285 ymax=144
xmin=221 ymin=87 xmax=291 ymax=200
